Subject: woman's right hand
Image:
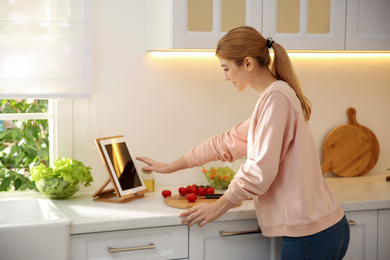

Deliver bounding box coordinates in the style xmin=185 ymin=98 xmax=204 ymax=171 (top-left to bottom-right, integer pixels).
xmin=136 ymin=156 xmax=189 ymax=174
xmin=136 ymin=157 xmax=172 ymax=174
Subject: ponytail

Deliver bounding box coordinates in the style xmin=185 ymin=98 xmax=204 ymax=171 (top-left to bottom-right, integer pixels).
xmin=216 ymin=26 xmax=312 ymax=121
xmin=270 ymin=42 xmax=312 ymax=121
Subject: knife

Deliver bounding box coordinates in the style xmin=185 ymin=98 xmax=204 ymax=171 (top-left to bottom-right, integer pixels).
xmin=205 ymin=193 xmax=223 ymax=199
xmin=166 ymin=193 xmax=224 ymax=200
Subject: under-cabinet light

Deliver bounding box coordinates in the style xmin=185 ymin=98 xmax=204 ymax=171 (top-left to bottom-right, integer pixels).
xmin=149 ymin=51 xmax=216 ymax=58
xmin=149 ymin=50 xmax=390 ymax=59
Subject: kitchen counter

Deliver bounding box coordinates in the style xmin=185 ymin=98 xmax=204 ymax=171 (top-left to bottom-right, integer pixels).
xmin=325 ymin=172 xmax=390 ymax=211
xmin=2 ymin=173 xmax=389 ymax=235
xmin=52 ymin=172 xmax=390 ymax=235
xmin=52 ymin=187 xmax=257 ymax=235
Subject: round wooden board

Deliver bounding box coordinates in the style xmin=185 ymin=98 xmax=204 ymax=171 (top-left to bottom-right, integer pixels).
xmin=321 ymin=124 xmax=371 ymax=177
xmin=347 ymin=107 xmax=380 ymax=175
xmin=165 ymin=194 xmax=241 ymax=209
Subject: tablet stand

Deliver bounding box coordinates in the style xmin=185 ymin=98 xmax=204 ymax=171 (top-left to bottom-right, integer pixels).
xmin=93 ymin=178 xmax=147 ymax=203
xmin=93 ymin=135 xmax=149 ymax=204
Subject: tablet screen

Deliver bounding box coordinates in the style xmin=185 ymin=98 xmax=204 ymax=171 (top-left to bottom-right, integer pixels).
xmin=97 ymin=136 xmax=146 ymax=196
xmin=103 ymin=142 xmax=142 ymax=191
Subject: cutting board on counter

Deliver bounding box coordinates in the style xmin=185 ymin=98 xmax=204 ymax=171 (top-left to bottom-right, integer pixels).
xmin=165 ymin=195 xmax=241 ymax=209
xmin=346 ymin=107 xmax=380 ymax=175
xmin=321 ymin=107 xmax=378 ymax=177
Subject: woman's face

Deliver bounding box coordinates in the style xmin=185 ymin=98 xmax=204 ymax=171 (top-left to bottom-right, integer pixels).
xmin=218 ymin=58 xmax=251 ymax=92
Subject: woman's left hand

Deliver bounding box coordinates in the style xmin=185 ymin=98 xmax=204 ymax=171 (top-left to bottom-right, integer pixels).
xmin=179 ymin=196 xmax=235 ymax=227
xmin=179 ymin=203 xmax=219 ymax=227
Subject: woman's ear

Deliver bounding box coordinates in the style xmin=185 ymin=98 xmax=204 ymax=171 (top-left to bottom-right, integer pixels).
xmin=244 ymin=57 xmax=255 ymax=72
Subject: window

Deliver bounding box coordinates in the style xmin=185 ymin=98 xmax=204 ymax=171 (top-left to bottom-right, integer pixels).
xmin=0 ymin=99 xmax=50 ymax=191
xmin=0 ymin=0 xmax=91 ymax=191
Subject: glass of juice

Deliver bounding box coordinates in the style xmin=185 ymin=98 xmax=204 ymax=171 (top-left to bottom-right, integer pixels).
xmin=142 ymin=172 xmax=155 ymax=192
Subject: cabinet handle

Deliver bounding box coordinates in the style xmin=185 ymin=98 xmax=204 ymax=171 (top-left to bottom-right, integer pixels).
xmin=348 ymin=220 xmax=356 ymax=226
xmin=220 ymin=228 xmax=262 ymax=237
xmin=108 ymin=243 xmax=155 ymax=253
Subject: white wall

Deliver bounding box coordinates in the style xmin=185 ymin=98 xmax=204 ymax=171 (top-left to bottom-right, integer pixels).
xmin=70 ymin=0 xmax=390 ymax=192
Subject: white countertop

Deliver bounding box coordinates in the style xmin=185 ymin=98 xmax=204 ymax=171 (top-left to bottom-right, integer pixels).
xmin=2 ymin=173 xmax=389 ymax=235
xmin=52 ymin=187 xmax=257 ymax=235
xmin=325 ymin=172 xmax=390 ymax=211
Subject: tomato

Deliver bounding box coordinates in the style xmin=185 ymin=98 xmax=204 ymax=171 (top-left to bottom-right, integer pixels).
xmin=178 ymin=187 xmax=187 ymax=196
xmin=162 ymin=190 xmax=172 ymax=198
xmin=186 ymin=185 xmax=193 ymax=193
xmin=206 ymin=187 xmax=215 ymax=195
xmin=186 ymin=193 xmax=197 ymax=203
xmin=187 ymin=186 xmax=198 ymax=195
xmin=197 ymin=187 xmax=206 ymax=196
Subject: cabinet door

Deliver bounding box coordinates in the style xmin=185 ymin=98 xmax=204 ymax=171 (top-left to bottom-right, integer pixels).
xmin=344 ymin=210 xmax=377 ymax=260
xmin=146 ymin=0 xmax=262 ymax=50
xmin=189 ymin=219 xmax=272 ymax=260
xmin=70 ymin=225 xmax=188 ymax=260
xmin=346 ymin=0 xmax=390 ymax=50
xmin=378 ymin=209 xmax=390 ymax=260
xmin=263 ymin=0 xmax=346 ymax=50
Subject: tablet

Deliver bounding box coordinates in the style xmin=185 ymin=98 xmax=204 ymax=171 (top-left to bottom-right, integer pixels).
xmin=96 ymin=136 xmax=146 ymax=197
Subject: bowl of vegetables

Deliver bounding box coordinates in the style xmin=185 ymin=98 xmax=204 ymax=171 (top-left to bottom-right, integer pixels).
xmin=31 ymin=157 xmax=93 ymax=199
xmin=202 ymin=158 xmax=245 ymax=190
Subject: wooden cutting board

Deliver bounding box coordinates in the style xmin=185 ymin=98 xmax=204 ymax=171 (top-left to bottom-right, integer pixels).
xmin=165 ymin=194 xmax=241 ymax=209
xmin=321 ymin=124 xmax=371 ymax=177
xmin=346 ymin=107 xmax=380 ymax=175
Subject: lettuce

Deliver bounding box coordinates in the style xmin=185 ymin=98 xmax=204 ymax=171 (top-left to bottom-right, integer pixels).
xmin=31 ymin=157 xmax=93 ymax=187
xmin=30 ymin=157 xmax=93 ymax=199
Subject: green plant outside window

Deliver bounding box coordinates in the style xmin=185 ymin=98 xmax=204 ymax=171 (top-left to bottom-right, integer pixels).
xmin=0 ymin=99 xmax=49 ymax=191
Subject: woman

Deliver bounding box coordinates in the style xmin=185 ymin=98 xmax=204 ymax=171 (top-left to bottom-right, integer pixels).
xmin=137 ymin=26 xmax=350 ymax=259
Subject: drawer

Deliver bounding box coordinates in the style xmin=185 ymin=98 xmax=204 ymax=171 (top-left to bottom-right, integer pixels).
xmin=71 ymin=225 xmax=188 ymax=260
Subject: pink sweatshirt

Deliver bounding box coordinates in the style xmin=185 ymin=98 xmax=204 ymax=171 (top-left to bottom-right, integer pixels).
xmin=184 ymin=81 xmax=344 ymax=237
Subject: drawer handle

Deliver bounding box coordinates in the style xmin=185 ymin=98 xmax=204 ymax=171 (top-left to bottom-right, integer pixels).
xmin=348 ymin=220 xmax=356 ymax=226
xmin=108 ymin=243 xmax=155 ymax=253
xmin=220 ymin=228 xmax=262 ymax=237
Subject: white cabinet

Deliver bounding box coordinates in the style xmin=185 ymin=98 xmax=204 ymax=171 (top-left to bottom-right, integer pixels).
xmin=189 ymin=219 xmax=273 ymax=260
xmin=378 ymin=209 xmax=390 ymax=260
xmin=70 ymin=225 xmax=188 ymax=260
xmin=262 ymin=0 xmax=347 ymax=50
xmin=344 ymin=210 xmax=378 ymax=260
xmin=145 ymin=0 xmax=262 ymax=50
xmin=262 ymin=0 xmax=390 ymax=50
xmin=345 ymin=0 xmax=390 ymax=50
xmin=146 ymin=0 xmax=390 ymax=51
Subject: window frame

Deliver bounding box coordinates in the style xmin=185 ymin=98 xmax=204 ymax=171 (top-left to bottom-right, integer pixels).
xmin=0 ymin=99 xmax=73 ymax=168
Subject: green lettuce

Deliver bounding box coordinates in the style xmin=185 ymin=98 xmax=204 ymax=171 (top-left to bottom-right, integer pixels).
xmin=30 ymin=157 xmax=93 ymax=199
xmin=31 ymin=157 xmax=93 ymax=187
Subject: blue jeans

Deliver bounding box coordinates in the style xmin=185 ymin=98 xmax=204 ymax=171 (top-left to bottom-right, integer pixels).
xmin=281 ymin=215 xmax=350 ymax=260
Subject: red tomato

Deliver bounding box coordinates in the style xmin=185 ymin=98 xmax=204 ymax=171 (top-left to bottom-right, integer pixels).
xmin=162 ymin=190 xmax=172 ymax=198
xmin=186 ymin=185 xmax=193 ymax=193
xmin=197 ymin=187 xmax=206 ymax=196
xmin=206 ymin=187 xmax=215 ymax=195
xmin=187 ymin=186 xmax=198 ymax=195
xmin=178 ymin=187 xmax=187 ymax=196
xmin=186 ymin=193 xmax=197 ymax=203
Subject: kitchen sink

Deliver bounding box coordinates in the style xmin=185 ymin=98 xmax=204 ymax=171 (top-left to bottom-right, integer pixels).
xmin=0 ymin=197 xmax=71 ymax=260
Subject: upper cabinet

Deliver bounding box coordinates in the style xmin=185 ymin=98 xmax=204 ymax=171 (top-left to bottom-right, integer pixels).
xmin=346 ymin=0 xmax=390 ymax=50
xmin=146 ymin=0 xmax=390 ymax=51
xmin=145 ymin=0 xmax=262 ymax=50
xmin=263 ymin=0 xmax=346 ymax=50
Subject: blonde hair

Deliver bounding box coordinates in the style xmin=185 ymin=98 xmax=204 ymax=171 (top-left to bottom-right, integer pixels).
xmin=216 ymin=26 xmax=312 ymax=121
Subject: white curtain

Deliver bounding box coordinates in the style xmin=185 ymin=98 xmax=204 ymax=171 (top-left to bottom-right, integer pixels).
xmin=0 ymin=0 xmax=92 ymax=99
